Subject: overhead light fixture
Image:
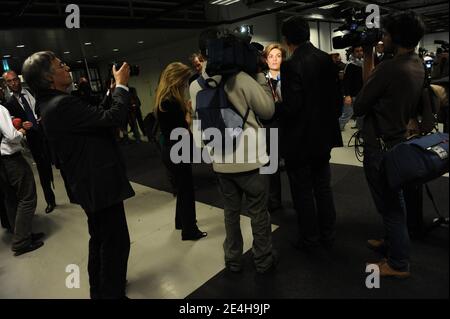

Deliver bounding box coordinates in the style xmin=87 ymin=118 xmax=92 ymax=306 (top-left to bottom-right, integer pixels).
xmin=309 ymin=14 xmax=325 ymax=20
xmin=64 ymin=51 xmax=70 ymax=54
xmin=16 ymin=44 xmax=25 ymax=48
xmin=274 ymin=0 xmax=288 ymax=4
xmin=210 ymin=0 xmax=240 ymax=5
xmin=113 ymin=48 xmax=119 ymax=52
xmin=319 ymin=4 xmax=339 ymax=10
xmin=93 ymin=55 xmax=98 ymax=58
xmin=76 ymin=60 xmax=83 ymax=63
xmin=3 ymin=55 xmax=11 ymax=58
xmin=137 ymin=40 xmax=144 ymax=44
xmin=84 ymin=42 xmax=92 ymax=46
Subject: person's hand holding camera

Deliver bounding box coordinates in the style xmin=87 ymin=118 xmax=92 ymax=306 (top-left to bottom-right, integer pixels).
xmin=112 ymin=62 xmax=131 ymax=87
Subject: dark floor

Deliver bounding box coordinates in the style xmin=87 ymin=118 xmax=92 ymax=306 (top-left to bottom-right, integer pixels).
xmin=123 ymin=141 xmax=449 ymax=299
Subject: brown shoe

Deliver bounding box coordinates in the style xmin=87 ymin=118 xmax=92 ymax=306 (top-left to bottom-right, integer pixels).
xmin=370 ymin=259 xmax=411 ymax=279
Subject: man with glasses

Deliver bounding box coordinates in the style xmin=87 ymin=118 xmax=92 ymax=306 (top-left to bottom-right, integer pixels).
xmin=22 ymin=51 xmax=134 ymax=299
xmin=3 ymin=70 xmax=56 ymax=214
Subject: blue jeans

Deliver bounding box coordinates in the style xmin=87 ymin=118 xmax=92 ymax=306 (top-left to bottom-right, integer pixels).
xmin=363 ymin=147 xmax=410 ymax=271
xmin=339 ymin=103 xmax=354 ymax=130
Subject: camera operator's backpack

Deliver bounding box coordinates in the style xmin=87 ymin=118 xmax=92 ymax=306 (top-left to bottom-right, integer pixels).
xmin=205 ymin=35 xmax=258 ymax=76
xmin=195 ymin=75 xmax=250 ymax=155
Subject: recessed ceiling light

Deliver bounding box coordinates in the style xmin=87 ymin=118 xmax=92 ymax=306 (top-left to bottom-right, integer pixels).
xmin=113 ymin=48 xmax=119 ymax=52
xmin=93 ymin=55 xmax=98 ymax=58
xmin=137 ymin=40 xmax=144 ymax=44
xmin=16 ymin=44 xmax=25 ymax=48
xmin=84 ymin=42 xmax=92 ymax=46
xmin=76 ymin=60 xmax=83 ymax=63
xmin=64 ymin=51 xmax=70 ymax=54
xmin=319 ymin=4 xmax=339 ymax=10
xmin=210 ymin=0 xmax=240 ymax=5
xmin=3 ymin=55 xmax=11 ymax=58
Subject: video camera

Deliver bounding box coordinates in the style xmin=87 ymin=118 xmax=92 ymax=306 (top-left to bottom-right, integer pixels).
xmin=205 ymin=25 xmax=261 ymax=76
xmin=435 ymin=40 xmax=449 ymax=53
xmin=109 ymin=62 xmax=140 ymax=77
xmin=332 ymin=7 xmax=382 ymax=49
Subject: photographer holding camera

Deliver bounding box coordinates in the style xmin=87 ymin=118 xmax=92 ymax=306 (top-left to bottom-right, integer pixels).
xmin=22 ymin=51 xmax=135 ymax=298
xmin=353 ymin=11 xmax=426 ymax=278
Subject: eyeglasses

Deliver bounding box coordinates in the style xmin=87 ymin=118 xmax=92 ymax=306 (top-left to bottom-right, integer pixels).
xmin=5 ymin=77 xmax=20 ymax=84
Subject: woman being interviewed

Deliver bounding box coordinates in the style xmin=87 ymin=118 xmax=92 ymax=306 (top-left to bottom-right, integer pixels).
xmin=262 ymin=43 xmax=286 ymax=214
xmin=155 ymin=62 xmax=207 ymax=241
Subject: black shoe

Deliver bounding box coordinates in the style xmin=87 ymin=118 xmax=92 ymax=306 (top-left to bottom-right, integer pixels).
xmin=31 ymin=232 xmax=45 ymax=241
xmin=14 ymin=241 xmax=44 ymax=256
xmin=182 ymin=230 xmax=207 ymax=241
xmin=45 ymin=203 xmax=56 ymax=214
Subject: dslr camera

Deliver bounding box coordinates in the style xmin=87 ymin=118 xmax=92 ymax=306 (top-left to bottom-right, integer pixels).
xmin=110 ymin=62 xmax=140 ymax=77
xmin=332 ymin=7 xmax=382 ymax=49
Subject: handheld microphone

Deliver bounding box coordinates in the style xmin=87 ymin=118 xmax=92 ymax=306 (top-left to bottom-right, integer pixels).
xmin=12 ymin=118 xmax=23 ymax=130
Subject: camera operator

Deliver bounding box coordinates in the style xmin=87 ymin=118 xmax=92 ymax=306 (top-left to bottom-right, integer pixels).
xmin=22 ymin=51 xmax=135 ymax=298
xmin=353 ymin=11 xmax=426 ymax=278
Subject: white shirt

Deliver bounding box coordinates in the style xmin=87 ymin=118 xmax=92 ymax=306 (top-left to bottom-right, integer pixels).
xmin=0 ymin=104 xmax=24 ymax=155
xmin=11 ymin=88 xmax=38 ymax=120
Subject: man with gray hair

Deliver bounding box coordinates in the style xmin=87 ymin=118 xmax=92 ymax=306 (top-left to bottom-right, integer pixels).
xmin=22 ymin=51 xmax=134 ymax=299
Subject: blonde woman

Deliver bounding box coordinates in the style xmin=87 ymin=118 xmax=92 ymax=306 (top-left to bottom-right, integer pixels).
xmin=155 ymin=62 xmax=207 ymax=241
xmin=262 ymin=43 xmax=287 ymax=214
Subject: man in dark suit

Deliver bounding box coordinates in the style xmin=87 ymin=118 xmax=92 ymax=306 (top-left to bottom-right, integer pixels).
xmin=280 ymin=16 xmax=343 ymax=251
xmin=22 ymin=51 xmax=134 ymax=299
xmin=3 ymin=70 xmax=56 ymax=214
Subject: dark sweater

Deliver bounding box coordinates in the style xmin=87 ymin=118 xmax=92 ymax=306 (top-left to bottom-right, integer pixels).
xmin=157 ymin=99 xmax=189 ymax=146
xmin=354 ymin=52 xmax=425 ymax=149
xmin=343 ymin=63 xmax=363 ymax=97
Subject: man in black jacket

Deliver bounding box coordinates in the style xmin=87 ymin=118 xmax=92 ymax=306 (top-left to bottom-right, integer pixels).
xmin=3 ymin=70 xmax=56 ymax=214
xmin=280 ymin=16 xmax=343 ymax=251
xmin=22 ymin=51 xmax=134 ymax=299
xmin=354 ymin=11 xmax=425 ymax=279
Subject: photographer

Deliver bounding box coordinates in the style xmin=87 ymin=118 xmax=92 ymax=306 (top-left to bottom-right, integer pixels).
xmin=353 ymin=11 xmax=426 ymax=278
xmin=22 ymin=51 xmax=134 ymax=298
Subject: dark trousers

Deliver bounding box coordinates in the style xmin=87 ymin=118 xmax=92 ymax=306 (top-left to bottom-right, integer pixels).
xmin=85 ymin=202 xmax=130 ymax=299
xmin=162 ymin=146 xmax=198 ymax=236
xmin=0 ymin=188 xmax=11 ymax=230
xmin=0 ymin=153 xmax=37 ymax=250
xmin=363 ymin=148 xmax=410 ymax=272
xmin=286 ymin=160 xmax=337 ymax=245
xmin=27 ymin=132 xmax=55 ymax=205
xmin=265 ymin=121 xmax=282 ymax=211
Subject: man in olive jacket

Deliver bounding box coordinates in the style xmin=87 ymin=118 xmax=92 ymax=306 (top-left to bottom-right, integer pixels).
xmin=22 ymin=51 xmax=134 ymax=299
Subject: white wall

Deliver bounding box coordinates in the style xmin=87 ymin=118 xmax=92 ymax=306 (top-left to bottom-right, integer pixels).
xmin=98 ymin=35 xmax=200 ymax=117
